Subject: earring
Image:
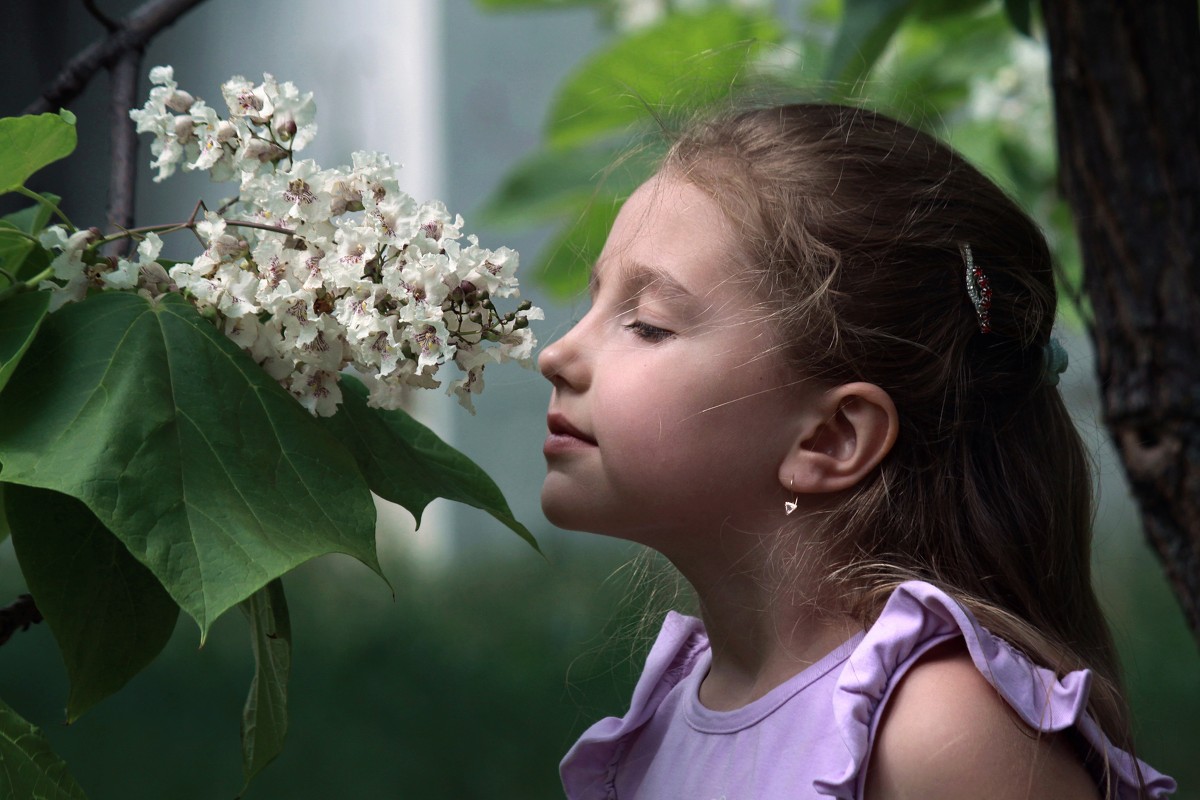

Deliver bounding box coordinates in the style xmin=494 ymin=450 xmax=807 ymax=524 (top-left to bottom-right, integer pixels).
xmin=784 ymin=477 xmax=798 ymax=515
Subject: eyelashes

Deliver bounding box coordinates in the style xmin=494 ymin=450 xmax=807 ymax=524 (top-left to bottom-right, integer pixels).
xmin=623 ymin=320 xmax=675 ymax=343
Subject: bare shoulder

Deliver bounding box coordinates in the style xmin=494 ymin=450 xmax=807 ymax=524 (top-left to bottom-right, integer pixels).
xmin=864 ymin=639 xmax=1102 ymax=800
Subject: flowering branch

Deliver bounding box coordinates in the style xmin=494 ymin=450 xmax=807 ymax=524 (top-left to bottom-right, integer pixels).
xmin=22 ymin=0 xmax=209 ymax=116
xmin=35 ymin=67 xmax=542 ymax=417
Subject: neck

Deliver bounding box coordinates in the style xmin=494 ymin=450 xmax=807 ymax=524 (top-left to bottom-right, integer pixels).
xmin=664 ymin=524 xmax=861 ymax=712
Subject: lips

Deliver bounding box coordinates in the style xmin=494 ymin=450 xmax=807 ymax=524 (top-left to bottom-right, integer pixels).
xmin=544 ymin=412 xmax=597 ymax=453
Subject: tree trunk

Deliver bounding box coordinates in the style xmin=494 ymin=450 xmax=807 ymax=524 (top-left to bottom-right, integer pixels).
xmin=1043 ymin=0 xmax=1200 ymax=646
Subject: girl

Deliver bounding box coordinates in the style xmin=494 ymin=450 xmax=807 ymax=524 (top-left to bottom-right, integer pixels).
xmin=538 ymin=104 xmax=1177 ymax=799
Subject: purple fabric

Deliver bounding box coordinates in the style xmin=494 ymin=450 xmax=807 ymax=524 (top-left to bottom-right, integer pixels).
xmin=560 ymin=581 xmax=1176 ymax=800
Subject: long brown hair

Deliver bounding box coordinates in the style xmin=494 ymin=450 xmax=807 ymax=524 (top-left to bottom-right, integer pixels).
xmin=663 ymin=103 xmax=1135 ymax=787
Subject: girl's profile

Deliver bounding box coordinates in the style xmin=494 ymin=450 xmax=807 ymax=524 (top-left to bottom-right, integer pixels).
xmin=539 ymin=104 xmax=1177 ymax=799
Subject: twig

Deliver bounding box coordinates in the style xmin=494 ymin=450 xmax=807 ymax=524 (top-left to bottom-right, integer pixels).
xmin=83 ymin=0 xmax=119 ymax=32
xmin=23 ymin=0 xmax=210 ymax=116
xmin=0 ymin=595 xmax=43 ymax=647
xmin=105 ymin=49 xmax=143 ymax=257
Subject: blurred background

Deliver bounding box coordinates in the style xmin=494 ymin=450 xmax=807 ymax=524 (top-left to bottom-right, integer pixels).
xmin=0 ymin=0 xmax=1196 ymax=797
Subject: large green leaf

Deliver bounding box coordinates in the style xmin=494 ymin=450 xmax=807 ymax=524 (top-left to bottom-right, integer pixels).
xmin=0 ymin=697 xmax=87 ymax=799
xmin=478 ymin=145 xmax=624 ymax=230
xmin=547 ymin=8 xmax=781 ymax=149
xmin=1 ymin=195 xmax=59 ymax=237
xmin=320 ymin=375 xmax=537 ymax=550
xmin=479 ymin=138 xmax=664 ymax=230
xmin=0 ymin=483 xmax=8 ymax=544
xmin=1002 ymin=0 xmax=1032 ymax=35
xmin=0 ymin=291 xmax=381 ymax=637
xmin=0 ymin=196 xmax=59 ymax=280
xmin=0 ymin=290 xmax=50 ymax=395
xmin=824 ymin=0 xmax=915 ymax=89
xmin=475 ymin=0 xmax=598 ymax=8
xmin=0 ymin=112 xmax=77 ymax=196
xmin=239 ymin=579 xmax=291 ymax=791
xmin=534 ymin=195 xmax=622 ymax=297
xmin=5 ymin=485 xmax=179 ymax=722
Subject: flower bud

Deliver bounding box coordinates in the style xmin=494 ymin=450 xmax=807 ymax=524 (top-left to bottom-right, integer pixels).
xmin=244 ymin=139 xmax=287 ymax=163
xmin=165 ymin=90 xmax=195 ymax=113
xmin=174 ymin=114 xmax=196 ymax=143
xmin=274 ymin=112 xmax=297 ymax=140
xmin=450 ymin=280 xmax=478 ymax=306
xmin=517 ymin=299 xmax=532 ymax=311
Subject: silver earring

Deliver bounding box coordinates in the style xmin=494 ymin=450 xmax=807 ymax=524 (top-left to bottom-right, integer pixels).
xmin=784 ymin=477 xmax=798 ymax=515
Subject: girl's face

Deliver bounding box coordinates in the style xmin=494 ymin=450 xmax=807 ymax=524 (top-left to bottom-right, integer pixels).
xmin=539 ymin=173 xmax=819 ymax=553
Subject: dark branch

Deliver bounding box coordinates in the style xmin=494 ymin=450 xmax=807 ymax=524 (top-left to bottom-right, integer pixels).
xmin=23 ymin=0 xmax=209 ymax=115
xmin=0 ymin=594 xmax=43 ymax=646
xmin=83 ymin=0 xmax=119 ymax=32
xmin=105 ymin=49 xmax=143 ymax=254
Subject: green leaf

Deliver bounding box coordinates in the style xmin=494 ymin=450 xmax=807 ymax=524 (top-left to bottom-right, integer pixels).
xmin=1002 ymin=0 xmax=1032 ymax=35
xmin=0 ymin=484 xmax=8 ymax=544
xmin=479 ymin=138 xmax=664 ymax=230
xmin=2 ymin=194 xmax=60 ymax=236
xmin=0 ymin=291 xmax=50 ymax=395
xmin=239 ymin=579 xmax=291 ymax=790
xmin=0 ymin=113 xmax=77 ymax=196
xmin=824 ymin=0 xmax=915 ymax=89
xmin=0 ymin=196 xmax=60 ymax=282
xmin=475 ymin=0 xmax=598 ymax=8
xmin=0 ymin=696 xmax=88 ymax=799
xmin=0 ymin=226 xmax=37 ymax=282
xmin=320 ymin=375 xmax=538 ymax=550
xmin=478 ymin=146 xmax=623 ymax=230
xmin=0 ymin=292 xmax=381 ymax=637
xmin=534 ymin=196 xmax=622 ymax=297
xmin=547 ymin=8 xmax=781 ymax=149
xmin=6 ymin=485 xmax=179 ymax=722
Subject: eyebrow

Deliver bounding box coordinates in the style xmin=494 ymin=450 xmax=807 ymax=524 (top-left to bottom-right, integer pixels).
xmin=589 ymin=259 xmax=696 ymax=306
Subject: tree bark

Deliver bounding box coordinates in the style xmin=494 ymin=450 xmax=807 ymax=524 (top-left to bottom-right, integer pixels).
xmin=23 ymin=0 xmax=208 ymax=116
xmin=105 ymin=49 xmax=143 ymax=256
xmin=1044 ymin=0 xmax=1200 ymax=645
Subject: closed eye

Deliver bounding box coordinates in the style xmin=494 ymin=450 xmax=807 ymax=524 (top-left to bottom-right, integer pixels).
xmin=624 ymin=320 xmax=675 ymax=342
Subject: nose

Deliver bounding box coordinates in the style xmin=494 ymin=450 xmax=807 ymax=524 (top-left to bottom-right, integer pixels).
xmin=538 ymin=316 xmax=590 ymax=390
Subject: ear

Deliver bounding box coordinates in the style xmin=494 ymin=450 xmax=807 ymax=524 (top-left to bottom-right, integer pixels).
xmin=780 ymin=383 xmax=898 ymax=495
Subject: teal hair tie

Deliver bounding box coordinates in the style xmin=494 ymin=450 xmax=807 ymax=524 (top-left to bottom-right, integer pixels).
xmin=1042 ymin=337 xmax=1069 ymax=387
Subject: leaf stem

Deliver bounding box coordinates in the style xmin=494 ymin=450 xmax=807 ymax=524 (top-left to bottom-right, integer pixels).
xmin=0 ymin=266 xmax=53 ymax=304
xmin=15 ymin=186 xmax=76 ymax=231
xmin=0 ymin=228 xmax=40 ymax=244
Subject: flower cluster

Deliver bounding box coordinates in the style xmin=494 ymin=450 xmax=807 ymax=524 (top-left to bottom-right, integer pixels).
xmin=40 ymin=67 xmax=540 ymax=416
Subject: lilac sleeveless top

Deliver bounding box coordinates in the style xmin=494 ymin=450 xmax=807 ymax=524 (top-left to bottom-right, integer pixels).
xmin=560 ymin=581 xmax=1176 ymax=799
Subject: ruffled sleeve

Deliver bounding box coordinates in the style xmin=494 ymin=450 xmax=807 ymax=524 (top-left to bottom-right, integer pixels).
xmin=560 ymin=611 xmax=710 ymax=800
xmin=813 ymin=581 xmax=1176 ymax=800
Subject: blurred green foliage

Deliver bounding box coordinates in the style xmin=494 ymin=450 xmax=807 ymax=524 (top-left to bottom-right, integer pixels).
xmin=0 ymin=508 xmax=1193 ymax=798
xmin=478 ymin=0 xmax=1088 ymax=324
xmin=0 ymin=533 xmax=658 ymax=798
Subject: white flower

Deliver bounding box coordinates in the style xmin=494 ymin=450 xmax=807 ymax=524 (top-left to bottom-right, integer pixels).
xmin=102 ymin=231 xmax=164 ymax=290
xmin=117 ymin=66 xmax=537 ymax=416
xmin=288 ymin=364 xmax=342 ymax=417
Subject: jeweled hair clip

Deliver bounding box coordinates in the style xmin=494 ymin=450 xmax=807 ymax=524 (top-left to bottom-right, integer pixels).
xmin=960 ymin=242 xmax=992 ymax=333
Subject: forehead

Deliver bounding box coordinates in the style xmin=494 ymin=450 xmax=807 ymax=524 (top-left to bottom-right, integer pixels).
xmin=592 ymin=174 xmax=745 ymax=296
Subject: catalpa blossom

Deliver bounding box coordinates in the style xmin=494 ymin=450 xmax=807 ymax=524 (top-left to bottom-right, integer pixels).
xmin=38 ymin=67 xmax=540 ymax=417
